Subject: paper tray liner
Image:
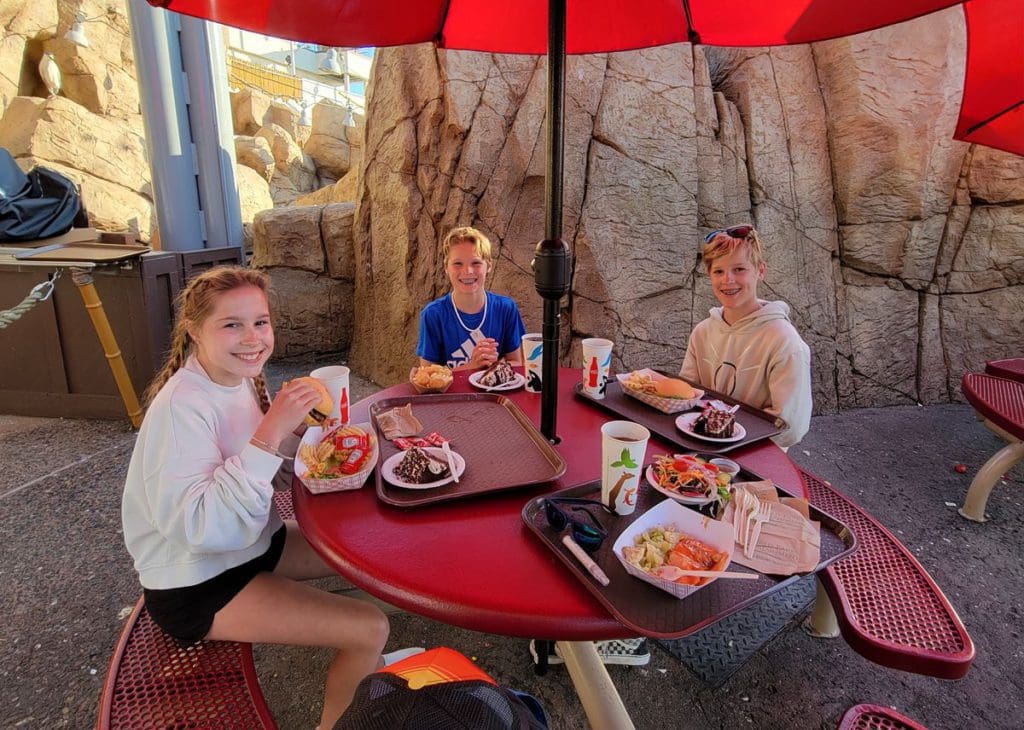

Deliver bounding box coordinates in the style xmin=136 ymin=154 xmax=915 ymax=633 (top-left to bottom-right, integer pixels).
xmin=521 ymin=463 xmax=856 ymax=640
xmin=369 ymin=393 xmax=566 ymax=508
xmin=574 ymin=378 xmax=783 ymax=454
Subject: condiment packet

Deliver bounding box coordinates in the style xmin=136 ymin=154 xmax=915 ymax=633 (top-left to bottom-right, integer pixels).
xmin=377 ymin=404 xmax=423 ymax=440
xmin=393 ymin=432 xmax=449 ymax=450
xmin=725 ymin=482 xmax=821 ymax=575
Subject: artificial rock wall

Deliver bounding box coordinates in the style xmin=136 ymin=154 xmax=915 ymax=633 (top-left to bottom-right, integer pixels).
xmin=349 ymin=8 xmax=1024 ymax=411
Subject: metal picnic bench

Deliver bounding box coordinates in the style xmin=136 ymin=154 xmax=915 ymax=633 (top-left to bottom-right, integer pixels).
xmin=800 ymin=467 xmax=975 ymax=679
xmin=959 ymin=372 xmax=1024 ymax=522
xmin=985 ymin=357 xmax=1024 ymax=384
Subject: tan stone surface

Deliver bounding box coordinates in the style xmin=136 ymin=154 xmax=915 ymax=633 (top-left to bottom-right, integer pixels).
xmin=235 ymin=164 xmax=273 ymax=224
xmin=268 ymin=100 xmax=301 ymax=142
xmin=321 ymin=202 xmax=356 ymax=280
xmin=257 ymin=122 xmax=316 ymax=194
xmin=294 ymin=167 xmax=359 ymax=206
xmin=251 ymin=205 xmax=325 ymax=273
xmin=258 ymin=266 xmax=353 ymax=356
xmin=235 ymin=134 xmax=275 ymax=181
xmin=231 ymin=87 xmax=271 ymax=135
xmin=0 ymin=0 xmax=57 ymax=107
xmin=0 ymin=96 xmax=148 ymax=194
xmin=304 ymin=132 xmax=351 ymax=179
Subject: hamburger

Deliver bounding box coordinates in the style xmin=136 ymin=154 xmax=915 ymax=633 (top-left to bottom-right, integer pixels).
xmin=651 ymin=377 xmax=697 ymax=400
xmin=288 ymin=376 xmax=334 ymax=425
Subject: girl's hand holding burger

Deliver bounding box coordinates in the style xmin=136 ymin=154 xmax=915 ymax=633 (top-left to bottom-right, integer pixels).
xmin=253 ymin=378 xmax=332 ymax=451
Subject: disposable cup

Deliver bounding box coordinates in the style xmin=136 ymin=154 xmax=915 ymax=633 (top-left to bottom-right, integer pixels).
xmin=311 ymin=365 xmax=350 ymax=424
xmin=600 ymin=420 xmax=650 ymax=515
xmin=523 ymin=333 xmax=543 ymax=393
xmin=581 ymin=338 xmax=613 ymax=399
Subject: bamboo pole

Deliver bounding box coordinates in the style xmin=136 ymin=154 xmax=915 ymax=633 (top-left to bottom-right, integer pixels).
xmin=70 ymin=268 xmax=144 ymax=428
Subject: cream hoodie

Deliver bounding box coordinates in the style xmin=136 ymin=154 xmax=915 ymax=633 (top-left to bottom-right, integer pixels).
xmin=680 ymin=300 xmax=811 ymax=448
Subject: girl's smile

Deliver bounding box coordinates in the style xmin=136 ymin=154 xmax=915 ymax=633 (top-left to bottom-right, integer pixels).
xmin=189 ymin=286 xmax=274 ymax=386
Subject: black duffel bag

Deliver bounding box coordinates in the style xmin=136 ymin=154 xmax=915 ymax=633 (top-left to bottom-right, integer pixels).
xmin=0 ymin=148 xmax=88 ymax=242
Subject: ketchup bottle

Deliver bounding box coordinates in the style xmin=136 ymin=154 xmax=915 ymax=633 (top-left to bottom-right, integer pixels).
xmin=588 ymin=358 xmax=598 ymax=388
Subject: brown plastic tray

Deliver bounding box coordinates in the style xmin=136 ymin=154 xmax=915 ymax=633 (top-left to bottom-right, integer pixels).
xmin=574 ymin=377 xmax=782 ymax=454
xmin=14 ymin=242 xmax=150 ymax=262
xmin=369 ymin=393 xmax=566 ymax=508
xmin=521 ymin=463 xmax=856 ymax=639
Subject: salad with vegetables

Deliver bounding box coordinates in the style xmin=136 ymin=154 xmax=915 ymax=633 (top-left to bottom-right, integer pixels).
xmin=651 ymin=453 xmax=733 ymax=504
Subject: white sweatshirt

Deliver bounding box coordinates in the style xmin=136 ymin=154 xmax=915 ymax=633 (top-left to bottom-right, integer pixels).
xmin=122 ymin=357 xmax=284 ymax=590
xmin=680 ymin=300 xmax=812 ymax=448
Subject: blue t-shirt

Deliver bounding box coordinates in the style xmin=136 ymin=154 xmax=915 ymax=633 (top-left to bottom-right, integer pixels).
xmin=417 ymin=292 xmax=526 ymax=369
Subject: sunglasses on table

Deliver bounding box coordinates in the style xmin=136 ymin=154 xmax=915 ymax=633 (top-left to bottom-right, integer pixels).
xmin=704 ymin=224 xmax=753 ymax=243
xmin=542 ymin=497 xmax=612 ymax=554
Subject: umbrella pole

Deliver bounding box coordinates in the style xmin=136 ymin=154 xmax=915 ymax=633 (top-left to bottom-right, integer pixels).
xmin=535 ymin=0 xmax=570 ymax=442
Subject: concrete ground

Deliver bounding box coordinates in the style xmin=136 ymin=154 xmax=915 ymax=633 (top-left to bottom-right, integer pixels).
xmin=2 ymin=353 xmax=1022 ymax=729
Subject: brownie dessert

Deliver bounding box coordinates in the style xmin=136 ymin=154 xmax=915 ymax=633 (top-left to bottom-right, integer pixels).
xmin=693 ymin=404 xmax=735 ymax=438
xmin=479 ymin=359 xmax=516 ymax=387
xmin=393 ymin=447 xmax=450 ymax=483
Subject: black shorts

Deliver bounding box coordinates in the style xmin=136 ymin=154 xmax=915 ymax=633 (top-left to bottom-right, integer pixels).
xmin=143 ymin=526 xmax=286 ymax=647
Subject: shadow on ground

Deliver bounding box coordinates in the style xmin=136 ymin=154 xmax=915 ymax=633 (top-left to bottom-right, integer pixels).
xmin=1 ymin=353 xmax=1021 ymax=728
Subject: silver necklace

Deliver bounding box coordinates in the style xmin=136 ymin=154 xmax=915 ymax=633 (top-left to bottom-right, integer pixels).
xmin=451 ymin=293 xmax=487 ymax=336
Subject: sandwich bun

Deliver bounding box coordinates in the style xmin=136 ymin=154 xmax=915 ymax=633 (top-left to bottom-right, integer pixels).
xmin=652 ymin=378 xmax=697 ymax=399
xmin=288 ymin=376 xmax=334 ymax=425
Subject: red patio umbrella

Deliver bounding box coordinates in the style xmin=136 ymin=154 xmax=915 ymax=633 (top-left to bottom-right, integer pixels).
xmin=151 ymin=0 xmax=968 ymax=440
xmin=954 ymin=0 xmax=1024 ymax=156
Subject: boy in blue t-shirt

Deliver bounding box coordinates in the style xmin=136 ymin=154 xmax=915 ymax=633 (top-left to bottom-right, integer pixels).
xmin=417 ymin=226 xmax=526 ymax=371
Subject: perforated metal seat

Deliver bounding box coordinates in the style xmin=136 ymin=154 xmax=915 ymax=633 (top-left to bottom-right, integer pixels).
xmin=97 ymin=494 xmax=295 ymax=728
xmin=837 ymin=703 xmax=928 ymax=730
xmin=985 ymin=357 xmax=1024 ymax=384
xmin=273 ymin=488 xmax=295 ymax=521
xmin=962 ymin=372 xmax=1024 ymax=441
xmin=800 ymin=468 xmax=975 ymax=679
xmin=96 ymin=598 xmax=276 ymax=729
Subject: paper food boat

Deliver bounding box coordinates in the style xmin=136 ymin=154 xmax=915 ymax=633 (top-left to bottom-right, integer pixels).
xmin=613 ymin=499 xmax=735 ymax=599
xmin=616 ymin=369 xmax=704 ymax=414
xmin=296 ymin=422 xmax=378 ymax=494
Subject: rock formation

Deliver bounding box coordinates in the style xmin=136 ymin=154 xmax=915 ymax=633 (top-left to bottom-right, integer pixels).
xmin=349 ymin=8 xmax=1023 ymax=411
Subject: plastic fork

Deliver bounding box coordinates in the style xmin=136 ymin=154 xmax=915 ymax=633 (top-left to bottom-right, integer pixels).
xmin=441 ymin=440 xmax=459 ymax=484
xmin=744 ymin=499 xmax=771 ymax=559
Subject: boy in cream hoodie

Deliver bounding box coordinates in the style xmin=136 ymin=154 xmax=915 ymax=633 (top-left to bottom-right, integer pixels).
xmin=681 ymin=224 xmax=811 ymax=449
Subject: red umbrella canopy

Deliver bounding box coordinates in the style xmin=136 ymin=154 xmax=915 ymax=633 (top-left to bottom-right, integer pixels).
xmin=954 ymin=0 xmax=1024 ymax=156
xmin=152 ymin=0 xmax=962 ymax=52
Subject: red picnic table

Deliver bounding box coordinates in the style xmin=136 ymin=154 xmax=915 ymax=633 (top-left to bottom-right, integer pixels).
xmin=293 ymin=366 xmax=803 ymax=728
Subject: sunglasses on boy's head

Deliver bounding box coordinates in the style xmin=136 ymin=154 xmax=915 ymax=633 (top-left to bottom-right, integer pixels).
xmin=704 ymin=225 xmax=753 ymax=243
xmin=542 ymin=497 xmax=610 ymax=553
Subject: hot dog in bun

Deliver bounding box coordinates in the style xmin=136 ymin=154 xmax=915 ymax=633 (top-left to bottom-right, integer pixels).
xmin=288 ymin=376 xmax=334 ymax=425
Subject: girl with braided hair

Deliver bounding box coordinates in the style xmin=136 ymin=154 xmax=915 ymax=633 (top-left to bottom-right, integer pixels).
xmin=122 ymin=266 xmax=405 ymax=728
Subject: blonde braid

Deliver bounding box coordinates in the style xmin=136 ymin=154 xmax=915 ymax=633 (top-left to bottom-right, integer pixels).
xmin=252 ymin=373 xmax=272 ymax=414
xmin=144 ymin=324 xmax=191 ymax=407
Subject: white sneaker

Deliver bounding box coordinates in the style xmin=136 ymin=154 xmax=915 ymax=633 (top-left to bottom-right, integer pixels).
xmin=382 ymin=646 xmax=426 ymax=666
xmin=529 ymin=638 xmax=650 ymax=667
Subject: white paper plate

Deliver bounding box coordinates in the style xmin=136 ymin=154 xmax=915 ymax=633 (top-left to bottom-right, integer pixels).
xmin=468 ymin=370 xmax=525 ymax=392
xmin=674 ymin=412 xmax=747 ymax=443
xmin=381 ymin=447 xmax=466 ymax=489
xmin=645 ymin=464 xmax=716 ymax=506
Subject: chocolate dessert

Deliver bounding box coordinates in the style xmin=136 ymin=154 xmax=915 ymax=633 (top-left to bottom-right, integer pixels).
xmin=479 ymin=359 xmax=516 ymax=387
xmin=393 ymin=447 xmax=450 ymax=483
xmin=693 ymin=404 xmax=736 ymax=438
